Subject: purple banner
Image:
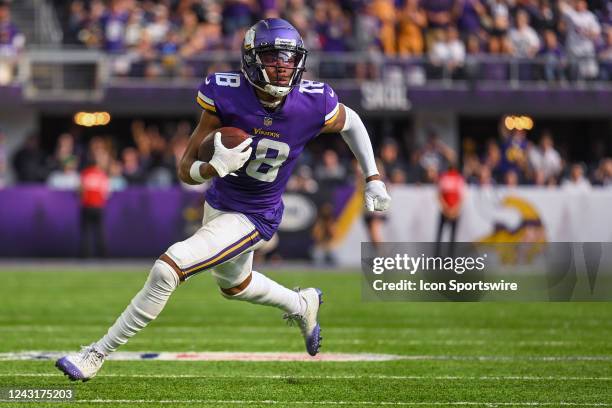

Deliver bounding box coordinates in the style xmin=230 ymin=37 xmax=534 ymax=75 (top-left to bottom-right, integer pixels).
xmin=0 ymin=186 xmax=356 ymax=258
xmin=0 ymin=187 xmax=202 ymax=258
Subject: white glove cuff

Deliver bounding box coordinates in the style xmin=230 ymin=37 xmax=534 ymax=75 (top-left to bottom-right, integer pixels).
xmin=208 ymin=157 xmax=228 ymax=178
xmin=189 ymin=161 xmax=207 ymax=183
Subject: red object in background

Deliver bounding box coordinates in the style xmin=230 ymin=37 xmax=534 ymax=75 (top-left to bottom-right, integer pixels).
xmin=80 ymin=166 xmax=109 ymax=208
xmin=438 ymin=169 xmax=465 ymax=209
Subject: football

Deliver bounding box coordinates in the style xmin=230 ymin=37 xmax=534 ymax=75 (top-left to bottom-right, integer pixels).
xmin=198 ymin=127 xmax=250 ymax=162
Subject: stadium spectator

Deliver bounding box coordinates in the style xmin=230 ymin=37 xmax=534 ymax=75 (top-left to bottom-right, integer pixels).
xmin=98 ymin=0 xmax=131 ymax=53
xmin=176 ymin=9 xmax=207 ymax=57
xmin=559 ymin=0 xmax=602 ymax=80
xmin=509 ymin=10 xmax=540 ymax=58
xmin=498 ymin=129 xmax=529 ymax=181
xmin=562 ymin=162 xmax=592 ymax=192
xmin=315 ymin=149 xmax=347 ymax=186
xmin=145 ymin=4 xmax=170 ymax=45
xmin=531 ymin=0 xmax=557 ymax=32
xmin=80 ymin=155 xmax=110 ymax=258
xmin=11 ymin=134 xmax=48 ymax=183
xmin=121 ymin=147 xmax=146 ymax=185
xmin=504 ymin=168 xmax=519 ymax=186
xmin=123 ymin=8 xmax=143 ymax=49
xmin=108 ymin=159 xmax=127 ymax=191
xmin=379 ymin=138 xmax=407 ymax=183
xmin=478 ymin=165 xmax=495 ymax=186
xmin=284 ymin=5 xmax=319 ymax=52
xmin=483 ymin=33 xmax=512 ymax=80
xmin=528 ymin=130 xmax=562 ymax=182
xmin=537 ymin=29 xmax=565 ymax=82
xmin=397 ymin=0 xmax=426 ymax=56
xmin=48 ymin=133 xmax=79 ymax=173
xmin=598 ymin=25 xmax=612 ymax=80
xmin=464 ymin=34 xmax=486 ymax=82
xmin=369 ymin=0 xmax=397 ymax=55
xmin=422 ymin=164 xmax=440 ymax=184
xmin=422 ymin=0 xmax=454 ymax=33
xmin=311 ymin=202 xmax=337 ymax=266
xmin=435 ymin=162 xmax=465 ymax=257
xmin=287 ymin=165 xmax=319 ymax=193
xmin=315 ymin=2 xmax=352 ymax=78
xmin=462 ymin=151 xmax=481 ymax=184
xmin=47 ymin=157 xmax=80 ymax=191
xmin=592 ymin=158 xmax=612 ymax=187
xmin=221 ymin=0 xmax=257 ymax=36
xmin=429 ymin=26 xmax=466 ymax=78
xmin=418 ymin=130 xmax=456 ymax=175
xmin=0 ymin=0 xmax=25 ymax=85
xmin=65 ymin=0 xmax=89 ymax=45
xmin=454 ymin=0 xmax=486 ymax=36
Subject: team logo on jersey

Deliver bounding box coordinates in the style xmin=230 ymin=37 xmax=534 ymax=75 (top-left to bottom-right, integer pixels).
xmin=264 ymin=117 xmax=273 ymax=126
xmin=253 ymin=128 xmax=281 ymax=138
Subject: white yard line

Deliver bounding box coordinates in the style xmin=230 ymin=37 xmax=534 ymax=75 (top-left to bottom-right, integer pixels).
xmin=0 ymin=325 xmax=607 ymax=344
xmin=2 ymin=373 xmax=612 ymax=381
xmin=2 ymin=351 xmax=612 ymax=362
xmin=1 ymin=399 xmax=607 ymax=406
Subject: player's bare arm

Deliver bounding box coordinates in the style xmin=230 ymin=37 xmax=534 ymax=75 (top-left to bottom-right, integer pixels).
xmin=322 ymin=103 xmax=391 ymax=211
xmin=177 ymin=110 xmax=222 ymax=184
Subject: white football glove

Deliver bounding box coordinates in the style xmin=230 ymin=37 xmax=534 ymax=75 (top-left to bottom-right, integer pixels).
xmin=364 ymin=180 xmax=391 ymax=211
xmin=208 ymin=132 xmax=253 ymax=178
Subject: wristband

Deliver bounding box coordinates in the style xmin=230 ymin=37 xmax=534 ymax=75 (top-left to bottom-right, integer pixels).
xmin=189 ymin=161 xmax=206 ymax=183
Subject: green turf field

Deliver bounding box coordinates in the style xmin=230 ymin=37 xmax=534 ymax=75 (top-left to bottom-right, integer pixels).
xmin=1 ymin=268 xmax=611 ymax=407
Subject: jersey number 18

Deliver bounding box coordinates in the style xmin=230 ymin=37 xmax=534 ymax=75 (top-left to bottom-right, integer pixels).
xmin=246 ymin=139 xmax=290 ymax=182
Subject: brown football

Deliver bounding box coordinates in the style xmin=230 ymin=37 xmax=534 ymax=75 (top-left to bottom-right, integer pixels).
xmin=198 ymin=127 xmax=250 ymax=162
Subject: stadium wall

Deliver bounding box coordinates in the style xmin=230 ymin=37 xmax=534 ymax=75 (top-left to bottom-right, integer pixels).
xmin=332 ymin=186 xmax=612 ymax=266
xmin=1 ymin=185 xmax=611 ymax=263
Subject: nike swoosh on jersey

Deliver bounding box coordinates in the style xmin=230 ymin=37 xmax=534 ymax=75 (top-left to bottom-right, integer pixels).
xmin=205 ymin=77 xmax=211 ymax=84
xmin=329 ymin=89 xmax=334 ymax=97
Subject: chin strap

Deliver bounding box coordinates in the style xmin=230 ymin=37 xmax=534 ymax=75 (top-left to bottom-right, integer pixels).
xmin=260 ymin=98 xmax=282 ymax=108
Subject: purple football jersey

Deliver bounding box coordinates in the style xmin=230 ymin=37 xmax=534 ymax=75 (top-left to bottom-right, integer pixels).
xmin=196 ymin=71 xmax=339 ymax=240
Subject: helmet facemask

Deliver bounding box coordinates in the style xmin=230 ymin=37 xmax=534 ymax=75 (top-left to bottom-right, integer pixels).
xmin=241 ymin=22 xmax=308 ymax=98
xmin=252 ymin=49 xmax=306 ymax=97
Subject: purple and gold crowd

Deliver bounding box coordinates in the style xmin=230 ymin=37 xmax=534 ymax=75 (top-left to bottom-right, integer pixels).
xmin=1 ymin=0 xmax=611 ymax=81
xmin=57 ymin=0 xmax=612 ymax=80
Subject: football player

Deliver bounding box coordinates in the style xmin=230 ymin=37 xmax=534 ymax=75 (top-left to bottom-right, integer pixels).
xmin=56 ymin=18 xmax=391 ymax=381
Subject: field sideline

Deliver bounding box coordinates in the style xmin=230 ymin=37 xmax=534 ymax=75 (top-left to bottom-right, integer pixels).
xmin=0 ymin=268 xmax=611 ymax=407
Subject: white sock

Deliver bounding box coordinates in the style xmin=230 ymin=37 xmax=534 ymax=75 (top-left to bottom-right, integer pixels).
xmin=224 ymin=270 xmax=304 ymax=314
xmin=95 ymin=260 xmax=179 ymax=355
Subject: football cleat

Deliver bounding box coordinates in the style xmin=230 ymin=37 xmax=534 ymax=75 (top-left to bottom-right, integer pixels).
xmin=284 ymin=288 xmax=323 ymax=356
xmin=55 ymin=344 xmax=105 ymax=382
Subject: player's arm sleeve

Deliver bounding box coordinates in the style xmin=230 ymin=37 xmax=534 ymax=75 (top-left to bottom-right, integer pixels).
xmin=196 ymin=74 xmax=218 ymax=115
xmin=340 ymin=105 xmax=380 ymax=179
xmin=323 ymin=83 xmax=340 ymax=127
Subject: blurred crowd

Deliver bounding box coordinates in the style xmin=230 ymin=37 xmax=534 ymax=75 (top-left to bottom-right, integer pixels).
xmin=1 ymin=0 xmax=610 ymax=81
xmin=7 ymin=120 xmax=191 ymax=191
xmin=0 ymin=1 xmax=25 ymax=85
xmin=54 ymin=0 xmax=612 ymax=80
xmin=2 ymin=118 xmax=611 ymax=193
